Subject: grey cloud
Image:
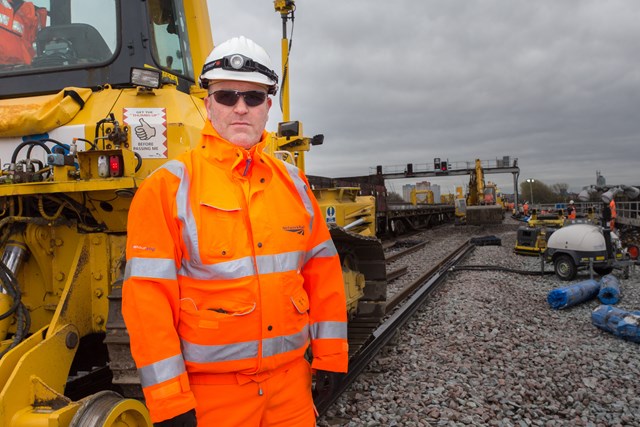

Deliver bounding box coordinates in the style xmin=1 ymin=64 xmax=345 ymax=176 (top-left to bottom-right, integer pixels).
xmin=209 ymin=0 xmax=640 ymax=192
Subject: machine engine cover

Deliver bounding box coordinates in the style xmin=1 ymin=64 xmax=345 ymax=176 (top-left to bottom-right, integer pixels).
xmin=546 ymin=224 xmax=618 ymax=252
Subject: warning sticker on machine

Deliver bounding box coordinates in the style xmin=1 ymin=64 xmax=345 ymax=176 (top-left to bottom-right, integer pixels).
xmin=325 ymin=206 xmax=336 ymax=224
xmin=123 ymin=108 xmax=168 ymax=158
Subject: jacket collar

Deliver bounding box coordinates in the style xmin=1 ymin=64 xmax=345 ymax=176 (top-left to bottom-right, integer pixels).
xmin=200 ymin=120 xmax=269 ymax=172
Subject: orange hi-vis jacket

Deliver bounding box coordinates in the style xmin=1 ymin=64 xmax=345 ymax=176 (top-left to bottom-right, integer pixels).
xmin=609 ymin=199 xmax=617 ymax=219
xmin=0 ymin=0 xmax=46 ymax=65
xmin=122 ymin=122 xmax=348 ymax=423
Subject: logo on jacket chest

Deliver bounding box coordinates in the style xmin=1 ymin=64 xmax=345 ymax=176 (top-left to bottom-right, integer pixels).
xmin=283 ymin=225 xmax=305 ymax=235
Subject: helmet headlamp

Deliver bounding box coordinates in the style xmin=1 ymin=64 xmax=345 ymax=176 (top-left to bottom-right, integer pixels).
xmin=201 ymin=53 xmax=279 ymax=95
xmin=229 ymin=54 xmax=245 ymax=70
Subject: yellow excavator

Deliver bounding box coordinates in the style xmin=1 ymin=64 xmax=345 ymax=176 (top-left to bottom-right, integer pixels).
xmin=0 ymin=1 xmax=384 ymax=425
xmin=458 ymin=159 xmax=503 ymax=225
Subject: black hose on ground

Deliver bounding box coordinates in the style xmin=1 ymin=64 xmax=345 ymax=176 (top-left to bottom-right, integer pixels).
xmin=451 ymin=264 xmax=555 ymax=276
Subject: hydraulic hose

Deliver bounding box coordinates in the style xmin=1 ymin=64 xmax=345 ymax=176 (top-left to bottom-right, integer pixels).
xmin=10 ymin=138 xmax=68 ymax=164
xmin=0 ymin=262 xmax=25 ymax=357
xmin=0 ymin=284 xmax=20 ymax=320
xmin=450 ymin=264 xmax=555 ymax=276
xmin=134 ymin=152 xmax=143 ymax=172
xmin=74 ymin=137 xmax=98 ymax=150
xmin=0 ymin=261 xmax=30 ymax=358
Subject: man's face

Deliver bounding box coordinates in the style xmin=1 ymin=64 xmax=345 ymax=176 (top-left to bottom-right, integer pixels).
xmin=204 ymin=80 xmax=272 ymax=149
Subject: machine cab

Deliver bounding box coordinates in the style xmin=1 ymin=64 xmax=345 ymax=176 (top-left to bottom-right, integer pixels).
xmin=0 ymin=0 xmax=209 ymax=99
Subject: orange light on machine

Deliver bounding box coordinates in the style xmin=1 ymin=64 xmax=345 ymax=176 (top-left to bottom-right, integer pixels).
xmin=109 ymin=155 xmax=124 ymax=177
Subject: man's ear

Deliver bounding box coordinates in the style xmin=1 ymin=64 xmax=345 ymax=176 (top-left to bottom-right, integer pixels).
xmin=204 ymin=95 xmax=213 ymax=119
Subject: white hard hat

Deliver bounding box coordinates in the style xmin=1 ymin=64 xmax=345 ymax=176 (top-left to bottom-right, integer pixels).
xmin=200 ymin=36 xmax=279 ymax=95
xmin=569 ymin=200 xmax=574 ymax=204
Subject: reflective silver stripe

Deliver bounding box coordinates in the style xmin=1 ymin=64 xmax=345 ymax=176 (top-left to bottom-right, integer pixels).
xmin=179 ymin=255 xmax=256 ymax=280
xmin=256 ymin=250 xmax=304 ymax=274
xmin=303 ymin=239 xmax=338 ymax=266
xmin=161 ymin=160 xmax=202 ymax=265
xmin=310 ymin=321 xmax=348 ymax=340
xmin=179 ymin=250 xmax=307 ymax=280
xmin=282 ymin=161 xmax=314 ymax=233
xmin=160 ymin=160 xmax=315 ymax=281
xmin=182 ymin=338 xmax=259 ymax=363
xmin=181 ymin=326 xmax=309 ymax=363
xmin=12 ymin=19 xmax=22 ymax=34
xmin=262 ymin=325 xmax=309 ymax=357
xmin=125 ymin=257 xmax=177 ymax=281
xmin=0 ymin=13 xmax=9 ymax=26
xmin=138 ymin=354 xmax=186 ymax=388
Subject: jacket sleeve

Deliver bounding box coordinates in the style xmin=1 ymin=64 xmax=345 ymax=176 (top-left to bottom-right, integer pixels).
xmin=122 ymin=168 xmax=195 ymax=423
xmin=300 ymin=174 xmax=349 ymax=373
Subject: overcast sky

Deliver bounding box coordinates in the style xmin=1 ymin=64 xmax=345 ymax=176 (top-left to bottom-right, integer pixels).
xmin=206 ymin=0 xmax=640 ymax=195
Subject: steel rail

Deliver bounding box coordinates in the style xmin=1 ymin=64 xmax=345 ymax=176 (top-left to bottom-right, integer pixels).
xmin=315 ymin=240 xmax=476 ymax=416
xmin=386 ymin=266 xmax=408 ymax=281
xmin=385 ymin=241 xmax=469 ymax=313
xmin=384 ymin=240 xmax=428 ymax=263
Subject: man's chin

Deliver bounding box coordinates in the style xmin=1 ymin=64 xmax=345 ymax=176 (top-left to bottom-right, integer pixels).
xmin=227 ymin=134 xmax=257 ymax=149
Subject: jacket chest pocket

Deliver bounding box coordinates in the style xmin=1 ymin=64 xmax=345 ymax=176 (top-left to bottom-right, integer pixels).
xmin=179 ymin=299 xmax=257 ymax=346
xmin=199 ymin=203 xmax=245 ymax=260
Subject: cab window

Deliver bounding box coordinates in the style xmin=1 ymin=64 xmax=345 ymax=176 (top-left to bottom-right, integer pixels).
xmin=0 ymin=0 xmax=117 ymax=74
xmin=146 ymin=0 xmax=193 ymax=79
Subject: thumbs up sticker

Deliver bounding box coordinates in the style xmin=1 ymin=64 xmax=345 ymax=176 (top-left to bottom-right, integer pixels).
xmin=135 ymin=118 xmax=156 ymax=140
xmin=123 ymin=108 xmax=168 ymax=159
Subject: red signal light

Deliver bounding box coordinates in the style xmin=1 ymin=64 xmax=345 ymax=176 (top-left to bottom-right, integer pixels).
xmin=109 ymin=155 xmax=124 ymax=177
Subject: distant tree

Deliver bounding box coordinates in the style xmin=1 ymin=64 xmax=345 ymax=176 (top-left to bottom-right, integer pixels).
xmin=552 ymin=183 xmax=569 ymax=199
xmin=387 ymin=192 xmax=404 ymax=203
xmin=519 ymin=180 xmax=556 ymax=204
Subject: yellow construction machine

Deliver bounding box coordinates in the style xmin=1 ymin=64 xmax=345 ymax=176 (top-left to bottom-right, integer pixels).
xmin=271 ymin=1 xmax=385 ymax=322
xmin=461 ymin=159 xmax=503 ymax=225
xmin=0 ymin=1 xmax=384 ymax=425
xmin=410 ymin=188 xmax=434 ymax=205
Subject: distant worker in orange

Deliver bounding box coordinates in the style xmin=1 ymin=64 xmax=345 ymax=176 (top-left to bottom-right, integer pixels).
xmin=609 ymin=197 xmax=617 ymax=231
xmin=483 ymin=191 xmax=494 ymax=204
xmin=523 ymin=200 xmax=530 ymax=216
xmin=0 ymin=0 xmax=47 ymax=65
xmin=601 ymin=201 xmax=612 ymax=230
xmin=122 ymin=36 xmax=348 ymax=426
xmin=566 ymin=200 xmax=576 ymax=220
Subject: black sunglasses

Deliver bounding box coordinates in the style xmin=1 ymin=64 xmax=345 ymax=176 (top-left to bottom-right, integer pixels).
xmin=209 ymin=90 xmax=268 ymax=107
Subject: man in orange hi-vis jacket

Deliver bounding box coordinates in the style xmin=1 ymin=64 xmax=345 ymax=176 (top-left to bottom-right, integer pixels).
xmin=122 ymin=36 xmax=348 ymax=426
xmin=609 ymin=198 xmax=617 ymax=231
xmin=0 ymin=0 xmax=47 ymax=65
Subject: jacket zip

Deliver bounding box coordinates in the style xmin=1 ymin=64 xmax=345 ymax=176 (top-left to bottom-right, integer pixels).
xmin=236 ymin=158 xmax=264 ymax=375
xmin=243 ymin=155 xmax=252 ymax=176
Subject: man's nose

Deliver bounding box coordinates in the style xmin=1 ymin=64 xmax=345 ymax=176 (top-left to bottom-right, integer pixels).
xmin=233 ymin=97 xmax=250 ymax=113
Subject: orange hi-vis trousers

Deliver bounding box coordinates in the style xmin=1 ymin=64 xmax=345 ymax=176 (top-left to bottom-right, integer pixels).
xmin=189 ymin=357 xmax=316 ymax=426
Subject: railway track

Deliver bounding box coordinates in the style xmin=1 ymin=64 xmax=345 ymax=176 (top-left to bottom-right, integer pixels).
xmin=315 ymin=240 xmax=476 ymax=416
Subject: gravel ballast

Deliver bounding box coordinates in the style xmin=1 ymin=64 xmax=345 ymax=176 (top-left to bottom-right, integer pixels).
xmin=318 ymin=219 xmax=640 ymax=427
